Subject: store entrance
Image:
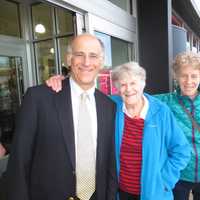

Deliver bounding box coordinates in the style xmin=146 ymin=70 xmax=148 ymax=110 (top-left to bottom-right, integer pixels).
xmin=0 ymin=55 xmax=24 ymax=146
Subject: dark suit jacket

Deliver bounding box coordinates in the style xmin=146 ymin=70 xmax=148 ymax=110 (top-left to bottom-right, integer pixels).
xmin=6 ymin=79 xmax=117 ymax=200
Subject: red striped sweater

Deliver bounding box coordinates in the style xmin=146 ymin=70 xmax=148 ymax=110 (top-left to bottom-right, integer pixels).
xmin=119 ymin=114 xmax=144 ymax=195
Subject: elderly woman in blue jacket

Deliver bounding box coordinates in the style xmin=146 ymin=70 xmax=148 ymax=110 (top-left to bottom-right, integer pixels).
xmin=110 ymin=62 xmax=190 ymax=200
xmin=46 ymin=62 xmax=191 ymax=200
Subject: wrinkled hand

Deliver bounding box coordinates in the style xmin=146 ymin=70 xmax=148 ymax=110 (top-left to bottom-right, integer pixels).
xmin=46 ymin=75 xmax=65 ymax=92
xmin=0 ymin=143 xmax=6 ymax=158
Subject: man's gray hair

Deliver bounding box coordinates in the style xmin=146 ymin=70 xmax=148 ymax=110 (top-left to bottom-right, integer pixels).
xmin=111 ymin=62 xmax=146 ymax=87
xmin=66 ymin=33 xmax=105 ymax=57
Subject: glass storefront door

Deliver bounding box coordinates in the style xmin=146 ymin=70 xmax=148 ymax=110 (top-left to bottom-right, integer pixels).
xmin=0 ymin=55 xmax=24 ymax=145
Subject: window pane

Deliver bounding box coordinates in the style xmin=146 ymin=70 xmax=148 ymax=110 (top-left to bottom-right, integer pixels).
xmin=0 ymin=56 xmax=24 ymax=145
xmin=0 ymin=0 xmax=21 ymax=37
xmin=95 ymin=31 xmax=132 ymax=68
xmin=35 ymin=40 xmax=56 ymax=83
xmin=31 ymin=3 xmax=76 ymax=84
xmin=57 ymin=8 xmax=74 ymax=34
xmin=95 ymin=31 xmax=112 ymax=68
xmin=128 ymin=43 xmax=135 ymax=61
xmin=111 ymin=37 xmax=129 ymax=66
xmin=108 ymin=0 xmax=131 ymax=13
xmin=58 ymin=37 xmax=73 ymax=76
xmin=32 ymin=3 xmax=53 ymax=39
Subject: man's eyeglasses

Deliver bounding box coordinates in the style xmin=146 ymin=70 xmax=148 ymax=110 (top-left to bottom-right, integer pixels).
xmin=72 ymin=52 xmax=102 ymax=62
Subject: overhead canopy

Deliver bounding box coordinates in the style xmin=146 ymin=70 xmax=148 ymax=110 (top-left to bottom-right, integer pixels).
xmin=173 ymin=0 xmax=200 ymax=37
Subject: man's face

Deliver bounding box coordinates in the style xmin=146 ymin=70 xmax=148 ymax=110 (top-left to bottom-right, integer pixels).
xmin=69 ymin=35 xmax=103 ymax=90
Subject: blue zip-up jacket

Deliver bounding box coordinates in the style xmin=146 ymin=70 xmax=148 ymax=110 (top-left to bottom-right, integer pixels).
xmin=111 ymin=94 xmax=191 ymax=200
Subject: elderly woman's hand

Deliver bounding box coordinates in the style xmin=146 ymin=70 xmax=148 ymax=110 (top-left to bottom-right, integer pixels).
xmin=46 ymin=75 xmax=65 ymax=92
xmin=0 ymin=143 xmax=6 ymax=158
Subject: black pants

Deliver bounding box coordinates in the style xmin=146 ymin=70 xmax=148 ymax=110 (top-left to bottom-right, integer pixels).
xmin=173 ymin=180 xmax=200 ymax=200
xmin=119 ymin=189 xmax=140 ymax=200
xmin=192 ymin=184 xmax=200 ymax=200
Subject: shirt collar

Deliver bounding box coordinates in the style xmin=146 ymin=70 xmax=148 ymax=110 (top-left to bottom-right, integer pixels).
xmin=69 ymin=77 xmax=95 ymax=100
xmin=122 ymin=95 xmax=149 ymax=119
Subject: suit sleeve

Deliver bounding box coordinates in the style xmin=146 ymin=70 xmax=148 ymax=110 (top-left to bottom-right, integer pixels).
xmin=6 ymin=88 xmax=38 ymax=200
xmin=107 ymin=104 xmax=118 ymax=200
xmin=161 ymin=108 xmax=191 ymax=190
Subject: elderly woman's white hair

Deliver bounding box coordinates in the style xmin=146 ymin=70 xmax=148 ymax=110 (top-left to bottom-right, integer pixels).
xmin=173 ymin=51 xmax=200 ymax=76
xmin=111 ymin=61 xmax=146 ymax=88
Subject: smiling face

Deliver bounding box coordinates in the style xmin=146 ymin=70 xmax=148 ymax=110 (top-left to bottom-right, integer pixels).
xmin=118 ymin=73 xmax=145 ymax=107
xmin=176 ymin=65 xmax=200 ymax=99
xmin=68 ymin=34 xmax=104 ymax=90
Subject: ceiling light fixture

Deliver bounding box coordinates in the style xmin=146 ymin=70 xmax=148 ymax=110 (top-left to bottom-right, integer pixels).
xmin=35 ymin=23 xmax=46 ymax=34
xmin=50 ymin=48 xmax=54 ymax=54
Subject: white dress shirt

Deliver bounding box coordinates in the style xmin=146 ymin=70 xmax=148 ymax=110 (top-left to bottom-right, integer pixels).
xmin=122 ymin=95 xmax=149 ymax=119
xmin=69 ymin=77 xmax=97 ymax=159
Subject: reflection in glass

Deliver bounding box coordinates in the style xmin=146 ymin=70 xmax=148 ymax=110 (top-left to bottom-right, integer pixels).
xmin=108 ymin=0 xmax=131 ymax=13
xmin=57 ymin=8 xmax=74 ymax=34
xmin=35 ymin=40 xmax=56 ymax=83
xmin=0 ymin=56 xmax=23 ymax=144
xmin=0 ymin=0 xmax=21 ymax=37
xmin=31 ymin=2 xmax=76 ymax=83
xmin=111 ymin=37 xmax=129 ymax=66
xmin=32 ymin=3 xmax=53 ymax=39
xmin=95 ymin=31 xmax=112 ymax=68
xmin=58 ymin=37 xmax=73 ymax=71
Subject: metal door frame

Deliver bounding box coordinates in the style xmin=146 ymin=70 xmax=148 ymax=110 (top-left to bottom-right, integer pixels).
xmin=0 ymin=36 xmax=29 ymax=96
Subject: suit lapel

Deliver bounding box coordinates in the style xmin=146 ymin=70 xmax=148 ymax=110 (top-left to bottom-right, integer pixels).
xmin=54 ymin=78 xmax=75 ymax=169
xmin=95 ymin=90 xmax=105 ymax=168
xmin=54 ymin=85 xmax=107 ymax=171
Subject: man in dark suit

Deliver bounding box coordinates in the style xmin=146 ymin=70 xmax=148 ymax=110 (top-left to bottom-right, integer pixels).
xmin=6 ymin=34 xmax=117 ymax=200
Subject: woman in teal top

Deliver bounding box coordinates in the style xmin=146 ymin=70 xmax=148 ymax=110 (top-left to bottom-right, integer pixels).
xmin=155 ymin=51 xmax=200 ymax=200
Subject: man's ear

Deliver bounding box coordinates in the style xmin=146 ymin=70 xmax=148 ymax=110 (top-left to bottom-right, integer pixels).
xmin=65 ymin=53 xmax=72 ymax=66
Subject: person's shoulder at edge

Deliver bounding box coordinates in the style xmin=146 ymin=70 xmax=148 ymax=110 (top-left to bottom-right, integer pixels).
xmin=145 ymin=92 xmax=174 ymax=112
xmin=25 ymin=78 xmax=69 ymax=98
xmin=109 ymin=95 xmax=122 ymax=102
xmin=109 ymin=95 xmax=123 ymax=107
xmin=95 ymin=89 xmax=116 ymax=107
xmin=154 ymin=91 xmax=176 ymax=101
xmin=154 ymin=92 xmax=180 ymax=109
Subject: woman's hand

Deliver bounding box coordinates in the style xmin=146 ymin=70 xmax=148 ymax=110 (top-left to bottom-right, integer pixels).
xmin=46 ymin=75 xmax=65 ymax=92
